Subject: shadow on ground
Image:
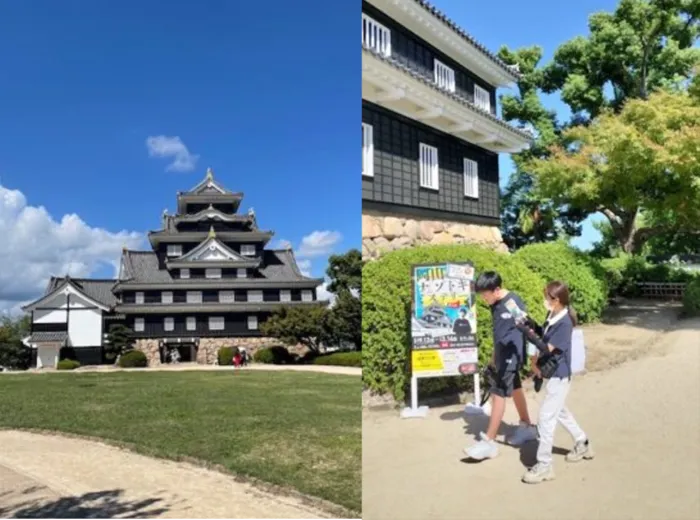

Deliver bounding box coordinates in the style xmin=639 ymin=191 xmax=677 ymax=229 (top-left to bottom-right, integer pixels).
xmin=0 ymin=489 xmax=170 ymax=518
xmin=441 ymin=410 xmax=569 ymax=468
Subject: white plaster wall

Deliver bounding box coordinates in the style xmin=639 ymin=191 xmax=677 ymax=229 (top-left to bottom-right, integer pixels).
xmin=34 ymin=293 xmax=68 ymax=324
xmin=36 ymin=346 xmax=59 ymax=368
xmin=68 ymin=307 xmax=102 ymax=347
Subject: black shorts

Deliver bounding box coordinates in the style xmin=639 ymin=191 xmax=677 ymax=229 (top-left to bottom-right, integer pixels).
xmin=490 ymin=370 xmax=522 ymax=398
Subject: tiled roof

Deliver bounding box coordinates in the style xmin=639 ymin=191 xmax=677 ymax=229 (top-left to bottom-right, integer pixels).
xmin=28 ymin=331 xmax=68 ymax=343
xmin=119 ymin=249 xmax=314 ymax=284
xmin=46 ymin=277 xmax=118 ymax=307
xmin=412 ymin=0 xmax=521 ymax=81
xmin=363 ymin=46 xmax=533 ymax=142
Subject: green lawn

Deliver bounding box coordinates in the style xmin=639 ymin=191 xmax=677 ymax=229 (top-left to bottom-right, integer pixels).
xmin=0 ymin=371 xmax=361 ymax=514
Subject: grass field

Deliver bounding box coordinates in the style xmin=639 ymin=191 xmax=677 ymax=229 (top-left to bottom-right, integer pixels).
xmin=0 ymin=370 xmax=361 ymax=513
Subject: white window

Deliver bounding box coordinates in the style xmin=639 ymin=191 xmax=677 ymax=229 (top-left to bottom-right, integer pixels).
xmin=464 ymin=158 xmax=479 ymax=198
xmin=162 ymin=291 xmax=173 ymax=304
xmin=134 ymin=318 xmax=145 ymax=332
xmin=434 ymin=59 xmax=455 ymax=92
xmin=362 ymin=13 xmax=391 ymax=56
xmin=241 ymin=244 xmax=256 ymax=256
xmin=248 ymin=290 xmax=263 ymax=303
xmin=419 ymin=143 xmax=439 ymax=190
xmin=302 ymin=290 xmax=313 ymax=302
xmin=186 ymin=317 xmax=196 ymax=331
xmin=180 ymin=268 xmax=190 ymax=279
xmin=248 ymin=315 xmax=258 ymax=330
xmin=474 ymin=84 xmax=491 ymax=112
xmin=209 ymin=316 xmax=224 ymax=331
xmin=280 ymin=289 xmax=291 ymax=302
xmin=362 ymin=123 xmax=374 ymax=177
xmin=135 ymin=292 xmax=144 ymax=304
xmin=186 ymin=291 xmax=202 ymax=304
xmin=206 ymin=268 xmax=222 ymax=279
xmin=164 ymin=317 xmax=174 ymax=331
xmin=237 ymin=268 xmax=247 ymax=279
xmin=220 ymin=290 xmax=235 ymax=303
xmin=167 ymin=244 xmax=182 ymax=257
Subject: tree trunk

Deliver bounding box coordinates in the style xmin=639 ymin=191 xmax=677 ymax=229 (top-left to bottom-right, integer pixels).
xmin=600 ymin=207 xmax=640 ymax=254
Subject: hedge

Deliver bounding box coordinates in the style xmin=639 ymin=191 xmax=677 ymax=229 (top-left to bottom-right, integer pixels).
xmin=118 ymin=350 xmax=147 ymax=368
xmin=312 ymin=351 xmax=362 ymax=367
xmin=57 ymin=359 xmax=80 ymax=370
xmin=600 ymin=254 xmax=700 ymax=296
xmin=253 ymin=346 xmax=293 ymax=365
xmin=363 ymin=244 xmax=547 ymax=401
xmin=217 ymin=346 xmax=239 ymax=366
xmin=682 ymin=277 xmax=700 ymax=316
xmin=514 ymin=242 xmax=607 ymax=323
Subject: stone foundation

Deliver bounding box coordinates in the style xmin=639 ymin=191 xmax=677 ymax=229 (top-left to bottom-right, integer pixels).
xmin=133 ymin=337 xmax=308 ymax=366
xmin=362 ymin=210 xmax=508 ymax=260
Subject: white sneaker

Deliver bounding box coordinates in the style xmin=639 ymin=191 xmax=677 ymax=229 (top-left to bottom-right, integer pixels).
xmin=464 ymin=432 xmax=499 ymax=460
xmin=507 ymin=421 xmax=538 ymax=446
xmin=522 ymin=462 xmax=555 ymax=484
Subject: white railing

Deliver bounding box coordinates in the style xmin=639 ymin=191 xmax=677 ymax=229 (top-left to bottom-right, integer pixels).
xmin=362 ymin=14 xmax=391 ymax=57
xmin=434 ymin=59 xmax=455 ymax=93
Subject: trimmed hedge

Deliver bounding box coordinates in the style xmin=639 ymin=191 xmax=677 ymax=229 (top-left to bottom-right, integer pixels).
xmin=57 ymin=359 xmax=80 ymax=370
xmin=253 ymin=346 xmax=293 ymax=365
xmin=312 ymin=352 xmax=362 ymax=367
xmin=682 ymin=277 xmax=700 ymax=316
xmin=514 ymin=242 xmax=607 ymax=323
xmin=363 ymin=244 xmax=547 ymax=401
xmin=600 ymin=254 xmax=700 ymax=296
xmin=217 ymin=346 xmax=239 ymax=366
xmin=118 ymin=350 xmax=147 ymax=368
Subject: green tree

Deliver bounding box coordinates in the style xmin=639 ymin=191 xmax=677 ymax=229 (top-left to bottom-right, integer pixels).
xmin=325 ymin=289 xmax=362 ymax=350
xmin=260 ymin=305 xmax=329 ymax=354
xmin=0 ymin=315 xmax=31 ymax=370
xmin=105 ymin=323 xmax=134 ymax=362
xmin=498 ymin=0 xmax=700 ymax=247
xmin=326 ymin=249 xmax=362 ymax=296
xmin=527 ymin=88 xmax=700 ymax=253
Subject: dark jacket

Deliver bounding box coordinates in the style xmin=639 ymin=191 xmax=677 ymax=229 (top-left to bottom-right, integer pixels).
xmin=491 ymin=292 xmax=527 ymax=372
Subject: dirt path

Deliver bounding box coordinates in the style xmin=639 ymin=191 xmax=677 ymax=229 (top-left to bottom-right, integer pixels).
xmin=0 ymin=431 xmax=334 ymax=519
xmin=362 ymin=318 xmax=700 ymax=520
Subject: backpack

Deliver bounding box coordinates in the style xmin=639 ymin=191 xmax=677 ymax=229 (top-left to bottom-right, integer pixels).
xmin=570 ymin=328 xmax=586 ymax=374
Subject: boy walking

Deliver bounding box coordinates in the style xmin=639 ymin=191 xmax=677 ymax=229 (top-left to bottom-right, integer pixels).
xmin=464 ymin=271 xmax=537 ymax=460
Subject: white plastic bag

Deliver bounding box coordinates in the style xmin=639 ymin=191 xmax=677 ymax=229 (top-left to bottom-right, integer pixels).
xmin=570 ymin=328 xmax=586 ymax=374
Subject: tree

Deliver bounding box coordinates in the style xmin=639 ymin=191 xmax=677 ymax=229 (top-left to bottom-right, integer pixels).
xmin=325 ymin=289 xmax=362 ymax=350
xmin=0 ymin=315 xmax=31 ymax=370
xmin=498 ymin=0 xmax=700 ymax=247
xmin=105 ymin=324 xmax=134 ymax=362
xmin=527 ymin=87 xmax=700 ymax=253
xmin=260 ymin=305 xmax=329 ymax=354
xmin=326 ymin=249 xmax=362 ymax=295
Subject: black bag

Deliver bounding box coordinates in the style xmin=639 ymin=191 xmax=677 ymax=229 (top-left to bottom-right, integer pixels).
xmin=536 ymin=351 xmax=563 ymax=379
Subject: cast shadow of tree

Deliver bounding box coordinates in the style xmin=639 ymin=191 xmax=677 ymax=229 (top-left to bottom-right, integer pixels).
xmin=0 ymin=489 xmax=170 ymax=518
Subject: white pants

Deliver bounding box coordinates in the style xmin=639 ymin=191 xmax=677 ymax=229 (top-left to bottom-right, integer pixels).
xmin=537 ymin=377 xmax=586 ymax=465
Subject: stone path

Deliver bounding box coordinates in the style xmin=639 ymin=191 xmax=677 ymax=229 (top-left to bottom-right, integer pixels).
xmin=0 ymin=431 xmax=335 ymax=519
xmin=362 ymin=318 xmax=700 ymax=520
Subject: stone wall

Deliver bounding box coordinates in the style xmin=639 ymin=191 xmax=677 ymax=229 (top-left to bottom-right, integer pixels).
xmin=362 ymin=211 xmax=507 ymax=260
xmin=133 ymin=337 xmax=308 ymax=366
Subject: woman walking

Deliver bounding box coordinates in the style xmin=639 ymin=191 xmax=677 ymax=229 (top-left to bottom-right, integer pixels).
xmin=516 ymin=280 xmax=595 ymax=484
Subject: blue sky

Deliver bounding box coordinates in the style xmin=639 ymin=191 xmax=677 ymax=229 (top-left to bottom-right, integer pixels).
xmin=434 ymin=0 xmax=620 ymax=248
xmin=0 ymin=0 xmax=358 ymax=309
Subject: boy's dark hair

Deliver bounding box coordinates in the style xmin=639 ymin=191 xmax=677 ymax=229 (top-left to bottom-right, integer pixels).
xmin=475 ymin=271 xmax=502 ymax=292
xmin=459 ymin=308 xmax=467 ymax=315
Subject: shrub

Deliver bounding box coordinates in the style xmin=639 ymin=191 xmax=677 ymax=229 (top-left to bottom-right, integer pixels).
xmin=253 ymin=346 xmax=293 ymax=365
xmin=312 ymin=351 xmax=362 ymax=367
xmin=56 ymin=359 xmax=80 ymax=370
xmin=217 ymin=346 xmax=239 ymax=366
xmin=682 ymin=277 xmax=700 ymax=317
xmin=59 ymin=346 xmax=77 ymax=361
xmin=362 ymin=244 xmax=547 ymax=401
xmin=600 ymin=254 xmax=700 ymax=297
xmin=514 ymin=242 xmax=607 ymax=323
xmin=118 ymin=350 xmax=147 ymax=368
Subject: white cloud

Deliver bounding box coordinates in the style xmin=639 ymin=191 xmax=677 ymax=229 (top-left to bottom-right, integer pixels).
xmin=317 ymin=282 xmax=336 ymax=305
xmin=146 ymin=135 xmax=199 ymax=172
xmin=297 ymin=230 xmax=342 ymax=258
xmin=296 ymin=258 xmax=312 ymax=277
xmin=269 ymin=238 xmax=292 ymax=250
xmin=0 ymin=184 xmax=143 ymax=312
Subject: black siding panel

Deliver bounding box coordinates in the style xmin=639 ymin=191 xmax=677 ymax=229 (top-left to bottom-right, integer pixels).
xmin=362 ymin=2 xmax=497 ymax=114
xmin=362 ymin=101 xmax=500 ymax=222
xmin=128 ymin=313 xmax=271 ymax=338
xmin=73 ymin=347 xmax=107 ymax=366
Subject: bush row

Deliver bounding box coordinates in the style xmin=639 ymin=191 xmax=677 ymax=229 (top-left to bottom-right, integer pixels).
xmin=311 ymin=351 xmax=362 ymax=367
xmin=683 ymin=277 xmax=700 ymax=317
xmin=599 ymin=254 xmax=700 ymax=297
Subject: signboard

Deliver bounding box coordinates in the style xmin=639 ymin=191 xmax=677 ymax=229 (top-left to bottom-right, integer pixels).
xmin=410 ymin=262 xmax=478 ymax=378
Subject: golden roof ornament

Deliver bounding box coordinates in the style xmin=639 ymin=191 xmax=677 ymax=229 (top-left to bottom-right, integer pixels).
xmin=205 ymin=167 xmax=214 ymax=181
xmin=208 ymin=225 xmax=217 ymax=239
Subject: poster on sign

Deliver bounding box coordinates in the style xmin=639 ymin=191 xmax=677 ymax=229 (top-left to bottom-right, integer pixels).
xmin=410 ymin=262 xmax=478 ymax=377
